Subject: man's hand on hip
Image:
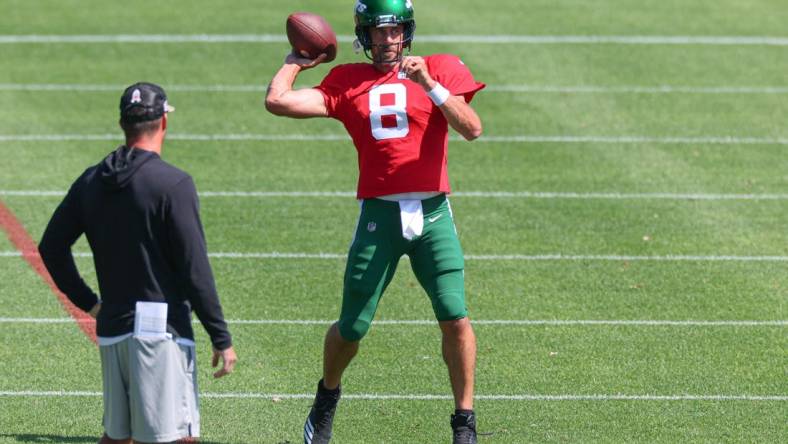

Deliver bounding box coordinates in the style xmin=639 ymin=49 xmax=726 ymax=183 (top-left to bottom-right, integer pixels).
xmin=212 ymin=346 xmax=238 ymax=378
xmin=88 ymin=301 xmax=101 ymax=319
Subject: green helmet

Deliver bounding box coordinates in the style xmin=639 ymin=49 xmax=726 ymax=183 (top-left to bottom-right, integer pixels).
xmin=354 ymin=0 xmax=416 ymax=54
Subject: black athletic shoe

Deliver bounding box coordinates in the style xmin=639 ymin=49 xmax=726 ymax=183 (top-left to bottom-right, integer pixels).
xmin=304 ymin=379 xmax=341 ymax=444
xmin=451 ymin=411 xmax=478 ymax=444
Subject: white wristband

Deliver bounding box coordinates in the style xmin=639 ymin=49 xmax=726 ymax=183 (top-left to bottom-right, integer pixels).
xmin=427 ymin=83 xmax=451 ymax=106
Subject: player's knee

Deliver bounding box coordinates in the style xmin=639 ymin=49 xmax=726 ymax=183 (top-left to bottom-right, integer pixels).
xmin=338 ymin=317 xmax=371 ymax=341
xmin=340 ymin=277 xmax=379 ymax=341
xmin=439 ymin=315 xmax=472 ymax=335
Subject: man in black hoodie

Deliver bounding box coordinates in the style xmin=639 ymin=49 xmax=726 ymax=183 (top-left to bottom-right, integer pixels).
xmin=39 ymin=82 xmax=237 ymax=444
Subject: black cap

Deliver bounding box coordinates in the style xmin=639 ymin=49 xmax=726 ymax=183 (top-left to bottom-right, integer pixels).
xmin=119 ymin=82 xmax=175 ymax=123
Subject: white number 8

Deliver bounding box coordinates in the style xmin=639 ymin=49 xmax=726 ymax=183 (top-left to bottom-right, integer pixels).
xmin=369 ymin=84 xmax=409 ymax=140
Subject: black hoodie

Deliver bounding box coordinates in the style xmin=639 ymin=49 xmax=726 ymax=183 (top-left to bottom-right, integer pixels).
xmin=39 ymin=146 xmax=232 ymax=350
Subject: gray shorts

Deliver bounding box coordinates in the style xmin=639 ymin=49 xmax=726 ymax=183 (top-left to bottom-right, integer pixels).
xmin=99 ymin=335 xmax=200 ymax=442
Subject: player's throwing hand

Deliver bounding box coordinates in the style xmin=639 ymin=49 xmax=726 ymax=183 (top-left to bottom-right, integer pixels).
xmin=285 ymin=51 xmax=328 ymax=70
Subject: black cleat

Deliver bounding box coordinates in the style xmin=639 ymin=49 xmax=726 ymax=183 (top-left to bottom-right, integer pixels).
xmin=304 ymin=379 xmax=341 ymax=444
xmin=451 ymin=411 xmax=478 ymax=444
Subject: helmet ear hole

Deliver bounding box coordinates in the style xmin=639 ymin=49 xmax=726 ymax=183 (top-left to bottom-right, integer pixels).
xmin=354 ymin=25 xmax=372 ymax=49
xmin=403 ymin=21 xmax=416 ymax=48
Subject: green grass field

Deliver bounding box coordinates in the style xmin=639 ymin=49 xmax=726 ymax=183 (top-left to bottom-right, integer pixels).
xmin=0 ymin=0 xmax=786 ymax=442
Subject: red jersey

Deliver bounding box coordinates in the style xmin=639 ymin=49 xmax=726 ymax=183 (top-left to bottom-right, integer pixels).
xmin=316 ymin=54 xmax=485 ymax=199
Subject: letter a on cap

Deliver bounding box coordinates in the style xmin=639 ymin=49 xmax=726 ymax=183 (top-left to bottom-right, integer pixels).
xmin=131 ymin=89 xmax=142 ymax=103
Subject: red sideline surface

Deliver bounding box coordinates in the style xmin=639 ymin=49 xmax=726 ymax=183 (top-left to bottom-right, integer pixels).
xmin=0 ymin=199 xmax=97 ymax=344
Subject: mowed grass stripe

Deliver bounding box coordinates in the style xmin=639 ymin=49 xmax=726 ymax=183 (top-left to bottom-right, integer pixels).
xmin=1 ymin=77 xmax=785 ymax=136
xmin=1 ymin=391 xmax=785 ymax=401
xmin=2 ymin=134 xmax=788 ymax=144
xmin=1 ymin=324 xmax=783 ymax=394
xmin=5 ymin=197 xmax=786 ymax=255
xmin=3 ymin=251 xmax=788 ymax=262
xmin=2 ymin=87 xmax=786 ymax=136
xmin=4 ymin=34 xmax=788 ymax=45
xmin=1 ymin=141 xmax=784 ymax=195
xmin=5 ymin=190 xmax=788 ymax=201
xmin=1 ymin=318 xmax=785 ymax=327
xmin=214 ymin=198 xmax=788 ymax=255
xmin=3 ymin=83 xmax=788 ymax=94
xmin=0 ymin=258 xmax=73 ymax=318
xmin=3 ymin=0 xmax=787 ymax=37
xmin=3 ymin=44 xmax=788 ymax=88
xmin=4 ymin=259 xmax=783 ymax=321
xmin=1 ymin=397 xmax=785 ymax=444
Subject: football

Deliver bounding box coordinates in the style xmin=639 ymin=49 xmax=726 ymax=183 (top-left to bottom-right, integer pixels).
xmin=286 ymin=12 xmax=338 ymax=62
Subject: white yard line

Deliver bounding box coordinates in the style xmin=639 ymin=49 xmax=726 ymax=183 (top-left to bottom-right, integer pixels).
xmin=0 ymin=390 xmax=784 ymax=401
xmin=461 ymin=254 xmax=788 ymax=262
xmin=1 ymin=251 xmax=787 ymax=262
xmin=451 ymin=191 xmax=788 ymax=200
xmin=0 ymin=191 xmax=68 ymax=197
xmin=2 ymin=34 xmax=788 ymax=45
xmin=475 ymin=135 xmax=788 ymax=144
xmin=0 ymin=317 xmax=784 ymax=327
xmin=0 ymin=251 xmax=93 ymax=258
xmin=2 ymin=83 xmax=787 ymax=94
xmin=3 ymin=190 xmax=788 ymax=200
xmin=226 ymin=319 xmax=788 ymax=326
xmin=484 ymin=85 xmax=788 ymax=94
xmin=0 ymin=133 xmax=786 ymax=144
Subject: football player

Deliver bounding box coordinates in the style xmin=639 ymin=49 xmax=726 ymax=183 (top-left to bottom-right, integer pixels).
xmin=266 ymin=1 xmax=484 ymax=442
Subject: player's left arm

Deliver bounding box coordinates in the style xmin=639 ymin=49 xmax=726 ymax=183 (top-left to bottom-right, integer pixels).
xmin=38 ymin=177 xmax=100 ymax=315
xmin=401 ymin=56 xmax=483 ymax=141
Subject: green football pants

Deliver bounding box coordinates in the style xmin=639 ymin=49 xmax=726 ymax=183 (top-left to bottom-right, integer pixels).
xmin=338 ymin=194 xmax=467 ymax=341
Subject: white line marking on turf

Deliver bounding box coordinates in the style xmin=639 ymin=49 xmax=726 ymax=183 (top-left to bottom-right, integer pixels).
xmin=462 ymin=254 xmax=788 ymax=262
xmin=0 ymin=391 xmax=784 ymax=401
xmin=226 ymin=320 xmax=788 ymax=327
xmin=209 ymin=252 xmax=346 ymax=259
xmin=2 ymin=34 xmax=788 ymax=46
xmin=0 ymin=191 xmax=67 ymax=197
xmin=453 ymin=191 xmax=788 ymax=200
xmin=474 ymin=135 xmax=788 ymax=145
xmin=0 ymin=134 xmax=118 ymax=142
xmin=485 ymin=85 xmax=788 ymax=94
xmin=4 ymin=190 xmax=788 ymax=201
xmin=0 ymin=84 xmax=265 ymax=92
xmin=0 ymin=251 xmax=93 ymax=258
xmin=2 ymin=83 xmax=787 ymax=95
xmin=2 ymin=251 xmax=788 ymax=262
xmin=1 ymin=134 xmax=787 ymax=145
xmin=0 ymin=318 xmax=784 ymax=327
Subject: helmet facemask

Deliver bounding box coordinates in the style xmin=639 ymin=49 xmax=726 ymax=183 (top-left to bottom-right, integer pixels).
xmin=355 ymin=20 xmax=415 ymax=64
xmin=353 ymin=0 xmax=416 ymax=65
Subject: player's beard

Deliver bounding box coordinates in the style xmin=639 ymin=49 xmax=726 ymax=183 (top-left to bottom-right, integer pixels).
xmin=370 ymin=41 xmax=408 ymax=67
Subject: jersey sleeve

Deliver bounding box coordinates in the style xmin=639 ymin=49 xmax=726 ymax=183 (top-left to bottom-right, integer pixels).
xmin=430 ymin=54 xmax=486 ymax=103
xmin=315 ymin=65 xmax=348 ymax=119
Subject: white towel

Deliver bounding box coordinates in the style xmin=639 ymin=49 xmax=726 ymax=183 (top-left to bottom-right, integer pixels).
xmin=399 ymin=199 xmax=424 ymax=240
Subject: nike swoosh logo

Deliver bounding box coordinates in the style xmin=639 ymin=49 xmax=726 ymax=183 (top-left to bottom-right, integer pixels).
xmin=428 ymin=214 xmax=443 ymax=223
